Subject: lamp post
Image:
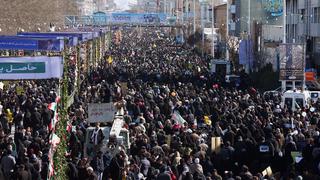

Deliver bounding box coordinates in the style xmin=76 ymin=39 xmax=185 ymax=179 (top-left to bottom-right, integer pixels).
xmin=283 ymin=0 xmax=286 ymax=43
xmin=200 ymin=0 xmax=205 ymax=57
xmin=193 ymin=0 xmax=196 ymax=33
xmin=226 ymin=0 xmax=229 ymax=60
xmin=211 ymin=0 xmax=214 ymax=58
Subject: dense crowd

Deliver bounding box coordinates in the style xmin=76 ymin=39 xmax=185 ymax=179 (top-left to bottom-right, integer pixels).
xmin=1 ymin=27 xmax=320 ymax=180
xmin=0 ymin=80 xmax=59 ymax=180
xmin=64 ymin=28 xmax=320 ymax=180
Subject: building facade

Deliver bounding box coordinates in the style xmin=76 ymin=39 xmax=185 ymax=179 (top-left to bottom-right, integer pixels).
xmin=286 ymin=0 xmax=320 ymax=67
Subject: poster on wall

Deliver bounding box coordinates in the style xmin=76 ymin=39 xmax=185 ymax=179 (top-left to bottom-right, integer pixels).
xmin=279 ymin=43 xmax=305 ymax=80
xmin=0 ymin=56 xmax=63 ymax=80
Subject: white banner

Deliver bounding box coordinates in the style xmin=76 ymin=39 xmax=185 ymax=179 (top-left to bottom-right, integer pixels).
xmin=0 ymin=56 xmax=63 ymax=80
xmin=88 ymin=103 xmax=116 ymax=123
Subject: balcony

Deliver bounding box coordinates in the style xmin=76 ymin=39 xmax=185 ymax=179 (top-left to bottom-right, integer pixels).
xmin=310 ymin=23 xmax=320 ymax=36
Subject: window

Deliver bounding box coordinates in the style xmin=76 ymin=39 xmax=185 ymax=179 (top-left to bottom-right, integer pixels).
xmin=314 ymin=7 xmax=320 ymax=23
xmin=285 ymin=98 xmax=293 ymax=108
xmin=295 ymin=98 xmax=304 ymax=109
xmin=300 ymin=9 xmax=305 ymax=23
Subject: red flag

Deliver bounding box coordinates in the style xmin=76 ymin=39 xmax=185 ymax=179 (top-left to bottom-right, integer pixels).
xmin=66 ymin=121 xmax=72 ymax=132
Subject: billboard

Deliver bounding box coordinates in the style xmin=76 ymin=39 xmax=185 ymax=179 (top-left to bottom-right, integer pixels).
xmin=0 ymin=56 xmax=63 ymax=80
xmin=279 ymin=43 xmax=305 ymax=80
xmin=0 ymin=36 xmax=64 ymax=51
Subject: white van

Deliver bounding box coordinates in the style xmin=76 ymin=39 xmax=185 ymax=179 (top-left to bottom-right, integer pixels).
xmin=281 ymin=90 xmax=311 ymax=111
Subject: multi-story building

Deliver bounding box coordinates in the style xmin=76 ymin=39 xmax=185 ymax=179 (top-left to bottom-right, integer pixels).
xmin=286 ymin=0 xmax=320 ymax=68
xmin=76 ymin=0 xmax=96 ymax=15
xmin=136 ymin=0 xmax=159 ymax=13
xmin=232 ymin=0 xmax=283 ymax=40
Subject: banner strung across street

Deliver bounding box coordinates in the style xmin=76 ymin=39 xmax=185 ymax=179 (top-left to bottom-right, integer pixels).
xmin=0 ymin=36 xmax=64 ymax=51
xmin=279 ymin=43 xmax=305 ymax=80
xmin=111 ymin=13 xmax=167 ymax=24
xmin=88 ymin=103 xmax=116 ymax=123
xmin=0 ymin=56 xmax=63 ymax=80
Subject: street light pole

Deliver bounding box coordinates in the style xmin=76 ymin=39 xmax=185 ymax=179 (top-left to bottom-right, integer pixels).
xmin=164 ymin=0 xmax=167 ymax=14
xmin=193 ymin=0 xmax=196 ymax=33
xmin=201 ymin=1 xmax=204 ymax=57
xmin=283 ymin=0 xmax=286 ymax=43
xmin=211 ymin=0 xmax=214 ymax=58
xmin=246 ymin=0 xmax=251 ymax=73
xmin=248 ymin=0 xmax=251 ymax=36
xmin=226 ymin=0 xmax=229 ymax=60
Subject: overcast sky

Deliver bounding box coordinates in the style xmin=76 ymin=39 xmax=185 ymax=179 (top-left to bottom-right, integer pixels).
xmin=115 ymin=0 xmax=136 ymax=10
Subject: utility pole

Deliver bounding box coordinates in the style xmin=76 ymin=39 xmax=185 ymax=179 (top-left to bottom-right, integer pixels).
xmin=283 ymin=0 xmax=286 ymax=43
xmin=201 ymin=1 xmax=204 ymax=57
xmin=248 ymin=0 xmax=251 ymax=36
xmin=211 ymin=0 xmax=214 ymax=58
xmin=164 ymin=0 xmax=167 ymax=14
xmin=186 ymin=0 xmax=189 ymax=19
xmin=246 ymin=0 xmax=251 ymax=73
xmin=193 ymin=0 xmax=196 ymax=33
xmin=226 ymin=0 xmax=229 ymax=60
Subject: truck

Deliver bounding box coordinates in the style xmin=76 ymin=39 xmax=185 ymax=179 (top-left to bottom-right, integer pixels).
xmin=83 ymin=109 xmax=130 ymax=158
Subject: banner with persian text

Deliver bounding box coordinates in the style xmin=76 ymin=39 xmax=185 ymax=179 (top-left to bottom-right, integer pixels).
xmin=0 ymin=56 xmax=63 ymax=80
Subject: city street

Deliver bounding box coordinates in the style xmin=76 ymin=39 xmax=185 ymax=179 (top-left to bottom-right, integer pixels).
xmin=0 ymin=1 xmax=319 ymax=180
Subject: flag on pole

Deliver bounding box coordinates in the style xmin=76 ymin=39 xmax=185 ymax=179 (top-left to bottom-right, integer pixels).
xmin=48 ymin=102 xmax=57 ymax=111
xmin=50 ymin=133 xmax=61 ymax=148
xmin=49 ymin=112 xmax=59 ymax=131
xmin=66 ymin=121 xmax=72 ymax=132
xmin=171 ymin=111 xmax=186 ymax=126
xmin=47 ymin=148 xmax=55 ymax=179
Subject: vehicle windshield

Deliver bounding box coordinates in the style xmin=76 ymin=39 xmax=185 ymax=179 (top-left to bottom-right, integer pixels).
xmin=285 ymin=98 xmax=293 ymax=109
xmin=295 ymin=98 xmax=304 ymax=109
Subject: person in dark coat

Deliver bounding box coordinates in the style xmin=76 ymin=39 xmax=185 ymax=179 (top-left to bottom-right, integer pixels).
xmin=109 ymin=152 xmax=125 ymax=180
xmin=91 ymin=151 xmax=104 ymax=178
xmin=16 ymin=164 xmax=32 ymax=180
xmin=67 ymin=158 xmax=79 ymax=180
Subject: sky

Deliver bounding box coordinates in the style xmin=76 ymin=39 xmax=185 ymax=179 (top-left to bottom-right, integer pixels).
xmin=114 ymin=0 xmax=136 ymax=10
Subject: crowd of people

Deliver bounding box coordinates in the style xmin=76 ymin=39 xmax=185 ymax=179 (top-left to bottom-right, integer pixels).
xmin=0 ymin=80 xmax=59 ymax=180
xmin=1 ymin=27 xmax=320 ymax=180
xmin=64 ymin=27 xmax=320 ymax=180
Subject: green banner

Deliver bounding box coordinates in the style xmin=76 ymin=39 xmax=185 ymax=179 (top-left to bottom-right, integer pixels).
xmin=0 ymin=62 xmax=45 ymax=74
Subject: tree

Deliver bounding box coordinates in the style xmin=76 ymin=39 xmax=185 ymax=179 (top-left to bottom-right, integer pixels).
xmin=226 ymin=36 xmax=240 ymax=71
